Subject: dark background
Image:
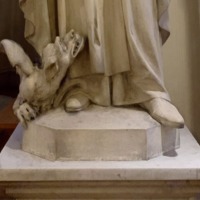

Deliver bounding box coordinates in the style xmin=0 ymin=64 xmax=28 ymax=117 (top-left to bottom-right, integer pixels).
xmin=0 ymin=0 xmax=39 ymax=97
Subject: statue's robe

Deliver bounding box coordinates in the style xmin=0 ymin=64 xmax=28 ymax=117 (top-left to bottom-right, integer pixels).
xmin=20 ymin=0 xmax=171 ymax=106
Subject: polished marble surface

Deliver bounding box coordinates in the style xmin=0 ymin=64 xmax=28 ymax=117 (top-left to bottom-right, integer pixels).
xmin=0 ymin=124 xmax=199 ymax=181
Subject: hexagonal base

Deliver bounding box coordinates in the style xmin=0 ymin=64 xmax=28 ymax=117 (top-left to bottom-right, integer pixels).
xmin=22 ymin=105 xmax=180 ymax=161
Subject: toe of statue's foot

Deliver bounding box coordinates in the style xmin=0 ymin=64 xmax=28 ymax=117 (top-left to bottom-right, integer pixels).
xmin=65 ymin=94 xmax=90 ymax=112
xmin=140 ymin=98 xmax=184 ymax=128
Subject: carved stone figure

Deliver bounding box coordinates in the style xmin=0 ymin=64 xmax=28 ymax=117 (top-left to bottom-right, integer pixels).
xmin=0 ymin=30 xmax=84 ymax=126
xmin=1 ymin=0 xmax=184 ymax=128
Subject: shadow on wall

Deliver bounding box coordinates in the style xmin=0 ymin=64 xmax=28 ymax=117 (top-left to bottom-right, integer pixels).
xmin=184 ymin=0 xmax=200 ymax=142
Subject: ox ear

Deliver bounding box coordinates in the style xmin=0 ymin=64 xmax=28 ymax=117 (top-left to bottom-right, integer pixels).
xmin=42 ymin=43 xmax=59 ymax=81
xmin=0 ymin=39 xmax=34 ymax=76
xmin=44 ymin=62 xmax=59 ymax=81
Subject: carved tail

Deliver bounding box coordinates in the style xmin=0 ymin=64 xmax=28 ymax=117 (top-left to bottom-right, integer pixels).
xmin=0 ymin=39 xmax=34 ymax=76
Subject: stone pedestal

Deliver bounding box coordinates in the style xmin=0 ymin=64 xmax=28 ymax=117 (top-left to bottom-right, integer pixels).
xmin=0 ymin=126 xmax=200 ymax=199
xmin=22 ymin=105 xmax=179 ymax=161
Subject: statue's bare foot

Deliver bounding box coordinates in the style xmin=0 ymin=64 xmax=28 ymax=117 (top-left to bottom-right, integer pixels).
xmin=140 ymin=98 xmax=184 ymax=128
xmin=65 ymin=94 xmax=90 ymax=112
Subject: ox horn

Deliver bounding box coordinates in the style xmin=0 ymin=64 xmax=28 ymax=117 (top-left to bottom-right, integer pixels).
xmin=0 ymin=39 xmax=34 ymax=76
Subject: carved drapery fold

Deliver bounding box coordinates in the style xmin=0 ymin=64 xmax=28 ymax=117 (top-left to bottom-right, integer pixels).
xmin=19 ymin=0 xmax=171 ymax=107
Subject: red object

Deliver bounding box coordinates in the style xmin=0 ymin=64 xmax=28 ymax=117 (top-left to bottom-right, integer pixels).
xmin=0 ymin=97 xmax=18 ymax=130
xmin=0 ymin=96 xmax=18 ymax=152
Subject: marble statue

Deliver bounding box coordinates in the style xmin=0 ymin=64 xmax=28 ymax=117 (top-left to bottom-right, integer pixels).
xmin=1 ymin=0 xmax=184 ymax=128
xmin=0 ymin=30 xmax=85 ymax=126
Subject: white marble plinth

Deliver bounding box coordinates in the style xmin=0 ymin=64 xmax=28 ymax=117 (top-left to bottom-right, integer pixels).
xmin=1 ymin=126 xmax=200 ymax=200
xmin=0 ymin=126 xmax=200 ymax=182
xmin=22 ymin=105 xmax=179 ymax=161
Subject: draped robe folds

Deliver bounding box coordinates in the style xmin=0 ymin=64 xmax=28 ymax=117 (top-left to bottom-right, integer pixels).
xmin=19 ymin=0 xmax=171 ymax=107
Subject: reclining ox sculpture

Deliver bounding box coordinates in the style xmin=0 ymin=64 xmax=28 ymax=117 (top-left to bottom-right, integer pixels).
xmin=0 ymin=30 xmax=85 ymax=126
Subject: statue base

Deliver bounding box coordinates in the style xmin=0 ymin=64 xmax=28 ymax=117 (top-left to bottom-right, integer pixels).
xmin=22 ymin=105 xmax=179 ymax=161
xmin=1 ymin=125 xmax=200 ymax=199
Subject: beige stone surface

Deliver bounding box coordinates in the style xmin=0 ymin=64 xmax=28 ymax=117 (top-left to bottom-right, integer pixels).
xmin=22 ymin=106 xmax=179 ymax=161
xmin=1 ymin=180 xmax=200 ymax=200
xmin=0 ymin=125 xmax=199 ymax=183
xmin=17 ymin=0 xmax=185 ymax=128
xmin=0 ymin=30 xmax=85 ymax=126
xmin=0 ymin=0 xmax=185 ymax=131
xmin=0 ymin=126 xmax=200 ymax=199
